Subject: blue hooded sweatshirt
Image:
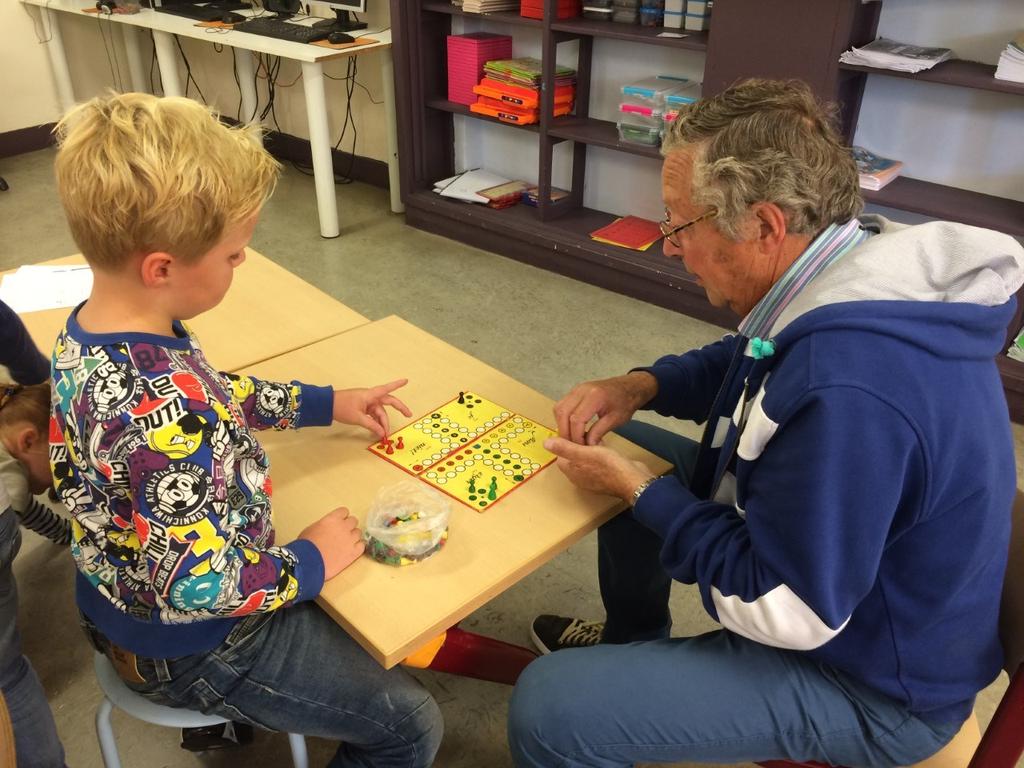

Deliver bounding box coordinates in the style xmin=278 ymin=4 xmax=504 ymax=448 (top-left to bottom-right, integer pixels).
xmin=633 ymin=216 xmax=1023 ymax=725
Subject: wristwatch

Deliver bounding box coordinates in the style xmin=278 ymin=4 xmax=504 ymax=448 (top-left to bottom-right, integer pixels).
xmin=630 ymin=476 xmax=658 ymax=507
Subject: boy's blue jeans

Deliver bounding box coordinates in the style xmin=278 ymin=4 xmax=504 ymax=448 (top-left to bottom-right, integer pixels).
xmin=507 ymin=421 xmax=962 ymax=768
xmin=85 ymin=600 xmax=442 ymax=768
xmin=0 ymin=509 xmax=66 ymax=768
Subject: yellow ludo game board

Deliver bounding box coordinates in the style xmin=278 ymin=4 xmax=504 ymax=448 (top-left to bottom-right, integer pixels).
xmin=368 ymin=392 xmax=557 ymax=511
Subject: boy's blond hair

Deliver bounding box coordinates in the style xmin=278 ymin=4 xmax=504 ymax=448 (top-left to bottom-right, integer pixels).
xmin=54 ymin=93 xmax=281 ymax=271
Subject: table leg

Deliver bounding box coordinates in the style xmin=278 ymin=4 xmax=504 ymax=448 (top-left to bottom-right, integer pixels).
xmin=301 ymin=60 xmax=340 ymax=239
xmin=379 ymin=47 xmax=403 ymax=215
xmin=40 ymin=7 xmax=75 ymax=112
xmin=234 ymin=48 xmax=260 ymax=139
xmin=121 ymin=26 xmax=147 ymax=93
xmin=152 ymin=30 xmax=182 ymax=97
xmin=403 ymin=626 xmax=538 ymax=686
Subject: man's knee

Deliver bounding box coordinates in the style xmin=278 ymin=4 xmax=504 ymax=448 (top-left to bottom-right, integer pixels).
xmin=508 ymin=656 xmax=576 ymax=765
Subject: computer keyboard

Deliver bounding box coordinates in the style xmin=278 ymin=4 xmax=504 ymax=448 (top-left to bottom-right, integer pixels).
xmin=231 ymin=17 xmax=330 ymax=44
xmin=154 ymin=2 xmax=248 ymax=22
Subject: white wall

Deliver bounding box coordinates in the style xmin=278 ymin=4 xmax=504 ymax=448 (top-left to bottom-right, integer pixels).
xmin=1 ymin=0 xmax=393 ymax=164
xmin=453 ymin=0 xmax=1024 ymax=223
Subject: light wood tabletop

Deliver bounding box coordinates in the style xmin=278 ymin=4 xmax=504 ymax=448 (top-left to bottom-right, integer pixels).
xmin=2 ymin=251 xmax=369 ymax=373
xmin=251 ymin=315 xmax=673 ymax=668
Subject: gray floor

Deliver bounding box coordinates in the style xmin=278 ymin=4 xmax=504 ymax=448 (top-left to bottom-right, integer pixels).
xmin=0 ymin=148 xmax=1019 ymax=768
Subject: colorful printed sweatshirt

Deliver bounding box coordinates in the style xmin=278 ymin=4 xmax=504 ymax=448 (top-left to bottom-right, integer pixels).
xmin=50 ymin=309 xmax=333 ymax=658
xmin=634 ymin=216 xmax=1024 ymax=724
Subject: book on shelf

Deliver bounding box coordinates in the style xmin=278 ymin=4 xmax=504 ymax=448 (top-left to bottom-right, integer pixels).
xmin=462 ymin=0 xmax=519 ymax=11
xmin=995 ymin=31 xmax=1024 ymax=84
xmin=839 ymin=37 xmax=953 ymax=73
xmin=589 ymin=216 xmax=663 ymax=251
xmin=852 ymin=146 xmax=903 ymax=191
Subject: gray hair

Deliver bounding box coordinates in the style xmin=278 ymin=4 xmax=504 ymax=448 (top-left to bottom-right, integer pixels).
xmin=662 ymin=79 xmax=863 ymax=240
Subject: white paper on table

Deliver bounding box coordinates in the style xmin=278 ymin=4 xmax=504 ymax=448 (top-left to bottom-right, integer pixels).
xmin=0 ymin=265 xmax=94 ymax=313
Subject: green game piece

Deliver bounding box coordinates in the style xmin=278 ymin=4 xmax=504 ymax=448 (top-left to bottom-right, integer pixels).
xmin=468 ymin=478 xmax=476 ymax=493
xmin=487 ymin=476 xmax=498 ymax=500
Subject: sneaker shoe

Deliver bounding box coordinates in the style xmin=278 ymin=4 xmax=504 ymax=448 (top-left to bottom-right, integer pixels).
xmin=180 ymin=722 xmax=254 ymax=752
xmin=530 ymin=614 xmax=604 ymax=654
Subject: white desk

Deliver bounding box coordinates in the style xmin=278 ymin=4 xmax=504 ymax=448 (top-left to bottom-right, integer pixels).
xmin=20 ymin=0 xmax=402 ymax=238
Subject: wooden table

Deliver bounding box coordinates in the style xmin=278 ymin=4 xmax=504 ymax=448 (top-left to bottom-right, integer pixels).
xmin=3 ymin=251 xmax=369 ymax=372
xmin=251 ymin=315 xmax=672 ymax=668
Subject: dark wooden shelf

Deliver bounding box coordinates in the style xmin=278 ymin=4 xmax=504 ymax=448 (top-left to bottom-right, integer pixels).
xmin=550 ymin=17 xmax=708 ymax=50
xmin=839 ymin=59 xmax=1024 ymax=97
xmin=421 ymin=1 xmax=542 ymax=27
xmin=426 ymin=98 xmax=541 ymax=132
xmin=547 ymin=116 xmax=663 ymax=159
xmin=862 ymin=176 xmax=1024 ymax=237
xmin=404 ymin=189 xmax=734 ymax=325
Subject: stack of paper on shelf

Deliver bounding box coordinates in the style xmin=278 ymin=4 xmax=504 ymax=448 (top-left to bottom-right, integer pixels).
xmin=995 ymin=31 xmax=1024 ymax=83
xmin=433 ymin=169 xmax=512 ymax=203
xmin=589 ymin=216 xmax=663 ymax=251
xmin=447 ymin=33 xmax=513 ymax=105
xmin=852 ymin=146 xmax=903 ymax=191
xmin=463 ymin=0 xmax=519 ymax=11
xmin=839 ymin=38 xmax=953 ymax=73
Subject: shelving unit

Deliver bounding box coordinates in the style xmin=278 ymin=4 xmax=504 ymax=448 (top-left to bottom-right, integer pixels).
xmin=389 ymin=0 xmax=1024 ymax=420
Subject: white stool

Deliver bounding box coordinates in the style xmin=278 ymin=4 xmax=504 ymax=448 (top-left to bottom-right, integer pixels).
xmin=93 ymin=653 xmax=309 ymax=768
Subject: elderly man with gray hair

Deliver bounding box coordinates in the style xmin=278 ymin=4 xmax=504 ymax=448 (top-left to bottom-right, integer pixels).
xmin=507 ymin=78 xmax=1024 ymax=767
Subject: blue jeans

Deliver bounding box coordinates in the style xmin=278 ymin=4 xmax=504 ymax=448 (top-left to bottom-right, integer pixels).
xmin=0 ymin=509 xmax=66 ymax=768
xmin=86 ymin=601 xmax=442 ymax=768
xmin=507 ymin=422 xmax=961 ymax=768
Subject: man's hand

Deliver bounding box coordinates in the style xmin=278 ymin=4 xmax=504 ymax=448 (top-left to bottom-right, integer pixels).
xmin=298 ymin=507 xmax=365 ymax=581
xmin=553 ymin=372 xmax=658 ymax=445
xmin=332 ymin=379 xmax=413 ymax=439
xmin=544 ymin=436 xmax=655 ymax=501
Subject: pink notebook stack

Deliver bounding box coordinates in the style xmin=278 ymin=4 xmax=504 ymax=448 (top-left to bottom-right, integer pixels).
xmin=447 ymin=33 xmax=514 ymax=106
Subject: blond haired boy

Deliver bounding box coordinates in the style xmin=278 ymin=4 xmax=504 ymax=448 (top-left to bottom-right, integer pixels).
xmin=50 ymin=93 xmax=442 ymax=766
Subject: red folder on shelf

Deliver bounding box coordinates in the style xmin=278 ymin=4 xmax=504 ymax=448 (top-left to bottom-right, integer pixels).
xmin=589 ymin=216 xmax=664 ymax=251
xmin=473 ymin=78 xmax=575 ymax=111
xmin=470 ymin=99 xmax=572 ymax=124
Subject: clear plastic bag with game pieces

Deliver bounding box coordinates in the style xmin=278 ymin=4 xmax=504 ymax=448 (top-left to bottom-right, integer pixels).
xmin=363 ymin=481 xmax=451 ymax=566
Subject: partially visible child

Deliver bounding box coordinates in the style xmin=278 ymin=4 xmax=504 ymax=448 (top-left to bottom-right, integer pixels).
xmin=1 ymin=381 xmax=69 ymax=768
xmin=49 ymin=92 xmax=442 ymax=766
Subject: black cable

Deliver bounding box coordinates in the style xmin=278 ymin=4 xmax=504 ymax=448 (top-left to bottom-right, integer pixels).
xmin=231 ymin=47 xmax=242 ymax=121
xmin=96 ymin=12 xmax=124 ymax=90
xmin=28 ymin=0 xmax=54 ymax=43
xmin=173 ymin=35 xmax=208 ymax=103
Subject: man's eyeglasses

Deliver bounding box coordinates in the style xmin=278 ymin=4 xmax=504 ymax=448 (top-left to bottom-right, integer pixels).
xmin=659 ymin=207 xmax=717 ymax=248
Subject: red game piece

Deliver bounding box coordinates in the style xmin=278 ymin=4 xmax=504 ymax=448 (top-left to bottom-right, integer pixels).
xmin=396 ymin=436 xmax=404 ymax=449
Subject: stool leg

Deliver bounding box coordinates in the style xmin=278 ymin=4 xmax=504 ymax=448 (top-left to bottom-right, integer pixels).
xmin=288 ymin=732 xmax=309 ymax=768
xmin=95 ymin=697 xmax=123 ymax=768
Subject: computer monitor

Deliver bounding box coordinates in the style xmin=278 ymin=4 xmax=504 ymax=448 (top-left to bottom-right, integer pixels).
xmin=309 ymin=0 xmax=367 ymax=32
xmin=264 ymin=0 xmax=299 ymax=17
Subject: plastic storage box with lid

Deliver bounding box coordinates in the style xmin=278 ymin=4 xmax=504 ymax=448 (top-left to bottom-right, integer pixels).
xmin=618 ymin=103 xmax=663 ymax=129
xmin=639 ymin=6 xmax=662 ymax=25
xmin=662 ymin=81 xmax=702 ymax=127
xmin=617 ymin=122 xmax=661 ymax=146
xmin=663 ymin=0 xmax=683 ymax=27
xmin=621 ymin=75 xmax=691 ymax=108
xmin=611 ymin=3 xmax=637 ymax=22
